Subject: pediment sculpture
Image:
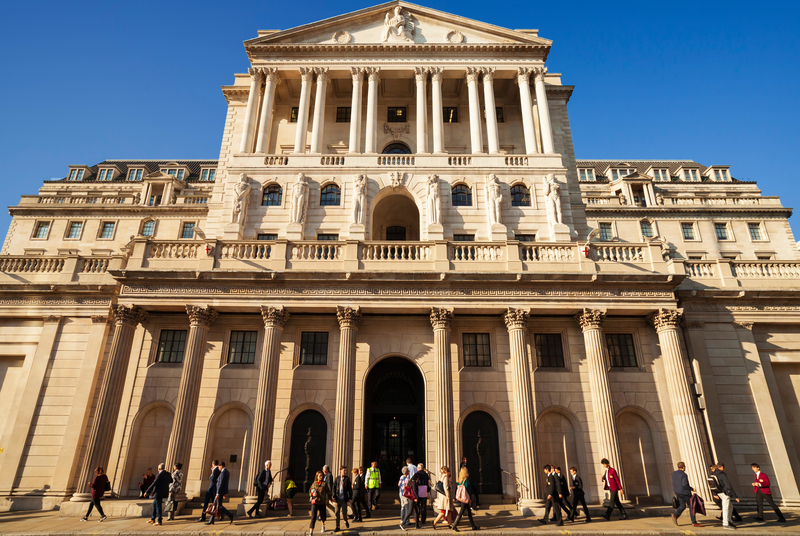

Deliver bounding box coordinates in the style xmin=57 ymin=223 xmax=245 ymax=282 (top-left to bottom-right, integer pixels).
xmin=381 ymin=6 xmax=415 ymax=42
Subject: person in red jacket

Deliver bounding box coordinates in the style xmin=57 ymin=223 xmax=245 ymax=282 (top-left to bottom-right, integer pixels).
xmin=81 ymin=467 xmax=109 ymax=522
xmin=751 ymin=463 xmax=786 ymax=523
xmin=600 ymin=458 xmax=628 ymax=521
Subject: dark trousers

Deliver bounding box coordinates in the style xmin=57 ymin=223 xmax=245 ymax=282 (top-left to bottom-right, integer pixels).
xmin=543 ymin=496 xmax=562 ymax=524
xmin=675 ymin=494 xmax=696 ymax=523
xmin=248 ymin=488 xmax=266 ymax=516
xmin=415 ymin=498 xmax=428 ymax=526
xmin=605 ymin=490 xmax=626 ymax=518
xmin=368 ymin=488 xmax=380 ymax=508
xmin=200 ymin=488 xmax=215 ymax=520
xmin=352 ymin=495 xmax=364 ymax=520
xmin=570 ymin=493 xmax=590 ymax=520
xmin=334 ymin=499 xmax=349 ymax=528
xmin=211 ymin=499 xmax=231 ymax=522
xmin=151 ymin=496 xmax=164 ymax=522
xmin=310 ymin=503 xmax=327 ymax=529
xmin=712 ymin=494 xmax=741 ymax=520
xmin=85 ymin=498 xmax=105 ymax=518
xmin=453 ymin=501 xmax=476 ymax=529
xmin=756 ymin=491 xmax=785 ymax=520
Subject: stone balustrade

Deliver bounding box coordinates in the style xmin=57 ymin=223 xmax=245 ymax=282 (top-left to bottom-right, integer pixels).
xmin=0 ymin=255 xmax=121 ymax=284
xmin=253 ymin=152 xmax=562 ymax=169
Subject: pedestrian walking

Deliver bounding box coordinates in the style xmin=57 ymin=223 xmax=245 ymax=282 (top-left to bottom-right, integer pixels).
xmin=206 ymin=461 xmax=234 ymax=525
xmin=412 ymin=463 xmax=430 ymax=528
xmin=350 ymin=468 xmax=364 ymax=522
xmin=80 ymin=466 xmax=109 ymax=522
xmin=600 ymin=458 xmax=627 ymax=521
xmin=308 ymin=470 xmax=332 ymax=535
xmin=323 ymin=465 xmax=335 ymax=515
xmin=711 ymin=462 xmax=740 ymax=530
xmin=197 ymin=460 xmax=220 ymax=522
xmin=708 ymin=464 xmax=741 ymax=523
xmin=540 ymin=465 xmax=563 ymax=526
xmin=285 ymin=472 xmax=298 ymax=517
xmin=145 ymin=463 xmax=173 ymax=526
xmin=451 ymin=467 xmax=479 ymax=532
xmin=751 ymin=463 xmax=786 ymax=523
xmin=407 ymin=458 xmax=418 ymax=478
xmin=568 ymin=467 xmax=591 ymax=522
xmin=551 ymin=467 xmax=571 ymax=520
xmin=333 ymin=466 xmax=352 ymax=531
xmin=432 ymin=466 xmax=453 ymax=529
xmin=672 ymin=462 xmax=700 ymax=527
xmin=366 ymin=461 xmax=381 ymax=510
xmin=398 ymin=466 xmax=414 ymax=530
xmin=166 ymin=463 xmax=183 ymax=521
xmin=248 ymin=461 xmax=273 ymax=518
xmin=357 ymin=466 xmax=371 ymax=518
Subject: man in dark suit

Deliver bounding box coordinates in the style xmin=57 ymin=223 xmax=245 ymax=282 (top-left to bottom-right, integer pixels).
xmin=323 ymin=465 xmax=336 ymax=515
xmin=248 ymin=460 xmax=273 ymax=518
xmin=751 ymin=463 xmax=786 ymax=523
xmin=568 ymin=467 xmax=591 ymax=522
xmin=207 ymin=461 xmax=235 ymax=525
xmin=333 ymin=465 xmax=353 ymax=531
xmin=539 ymin=465 xmax=563 ymax=526
xmin=672 ymin=462 xmax=700 ymax=527
xmin=197 ymin=460 xmax=220 ymax=522
xmin=550 ymin=467 xmax=572 ymax=521
xmin=146 ymin=463 xmax=173 ymax=526
xmin=600 ymin=458 xmax=628 ymax=521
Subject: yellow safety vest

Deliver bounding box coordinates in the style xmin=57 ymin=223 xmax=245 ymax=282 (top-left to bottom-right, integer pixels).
xmin=366 ymin=468 xmax=381 ymax=489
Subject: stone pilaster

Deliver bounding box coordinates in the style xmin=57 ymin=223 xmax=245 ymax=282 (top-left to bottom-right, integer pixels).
xmin=431 ymin=308 xmax=455 ymax=475
xmin=482 ymin=68 xmax=500 ymax=154
xmin=309 ymin=67 xmax=329 ymax=154
xmin=414 ymin=67 xmax=428 ymax=154
xmin=255 ymin=68 xmax=280 ymax=153
xmin=331 ymin=306 xmax=362 ymax=471
xmin=293 ymin=67 xmax=314 ymax=154
xmin=348 ymin=68 xmax=364 ymax=154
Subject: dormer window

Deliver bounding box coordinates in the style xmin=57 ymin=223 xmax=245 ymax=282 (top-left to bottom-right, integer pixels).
xmin=611 ymin=168 xmax=636 ymax=181
xmin=200 ymin=169 xmax=216 ymax=181
xmin=652 ymin=169 xmax=669 ymax=181
xmin=98 ymin=169 xmax=114 ymax=181
xmin=579 ymin=169 xmax=595 ymax=181
xmin=127 ymin=169 xmax=143 ymax=181
xmin=164 ymin=169 xmax=185 ymax=180
xmin=683 ymin=169 xmax=700 ymax=181
xmin=713 ymin=169 xmax=730 ymax=182
xmin=68 ymin=169 xmax=84 ymax=181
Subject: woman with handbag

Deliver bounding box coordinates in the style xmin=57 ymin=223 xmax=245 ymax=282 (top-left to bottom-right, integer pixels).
xmin=308 ymin=470 xmax=332 ymax=535
xmin=398 ymin=466 xmax=415 ymax=530
xmin=452 ymin=467 xmax=480 ymax=532
xmin=166 ymin=463 xmax=183 ymax=521
xmin=81 ymin=467 xmax=109 ymax=521
xmin=432 ymin=466 xmax=453 ymax=530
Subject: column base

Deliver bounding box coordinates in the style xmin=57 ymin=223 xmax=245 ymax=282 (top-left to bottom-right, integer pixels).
xmin=70 ymin=492 xmax=92 ymax=502
xmin=517 ymin=498 xmax=545 ymax=516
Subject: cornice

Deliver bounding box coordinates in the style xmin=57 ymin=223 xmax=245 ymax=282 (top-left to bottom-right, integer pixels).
xmin=9 ymin=206 xmax=210 ymax=217
xmin=583 ymin=206 xmax=791 ymax=216
xmin=246 ymin=43 xmax=550 ymax=60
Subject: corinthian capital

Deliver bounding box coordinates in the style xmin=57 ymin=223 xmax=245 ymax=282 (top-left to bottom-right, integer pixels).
xmin=299 ymin=67 xmax=315 ymax=82
xmin=263 ymin=67 xmax=281 ymax=84
xmin=533 ymin=66 xmax=548 ymax=82
xmin=430 ymin=307 xmax=453 ymax=331
xmin=112 ymin=304 xmax=148 ymax=327
xmin=336 ymin=306 xmax=362 ymax=330
xmin=650 ymin=308 xmax=683 ymax=332
xmin=465 ymin=67 xmax=481 ymax=84
xmin=314 ymin=66 xmax=329 ymax=83
xmin=186 ymin=305 xmax=218 ymax=328
xmin=350 ymin=67 xmax=364 ymax=82
xmin=516 ymin=67 xmax=532 ymax=85
xmin=481 ymin=67 xmax=495 ymax=83
xmin=248 ymin=67 xmax=262 ymax=81
xmin=429 ymin=67 xmax=444 ymax=82
xmin=575 ymin=308 xmax=605 ymax=332
xmin=261 ymin=305 xmax=289 ymax=328
xmin=503 ymin=308 xmax=529 ymax=331
xmin=414 ymin=66 xmax=428 ymax=83
xmin=365 ymin=67 xmax=381 ymax=82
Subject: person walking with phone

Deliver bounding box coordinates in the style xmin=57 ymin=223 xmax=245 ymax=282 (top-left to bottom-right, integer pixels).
xmin=80 ymin=467 xmax=109 ymax=522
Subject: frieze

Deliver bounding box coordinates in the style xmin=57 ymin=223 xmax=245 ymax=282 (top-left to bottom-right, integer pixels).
xmin=0 ymin=297 xmax=111 ymax=306
xmin=684 ymin=302 xmax=800 ymax=312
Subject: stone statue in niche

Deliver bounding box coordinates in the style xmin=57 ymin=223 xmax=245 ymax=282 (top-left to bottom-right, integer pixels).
xmin=291 ymin=172 xmax=310 ymax=224
xmin=486 ymin=174 xmax=503 ymax=225
xmin=544 ymin=174 xmax=563 ymax=226
xmin=231 ymin=173 xmax=252 ymax=224
xmin=381 ymin=6 xmax=414 ymax=42
xmin=352 ymin=174 xmax=366 ymax=224
xmin=427 ymin=174 xmax=441 ymax=225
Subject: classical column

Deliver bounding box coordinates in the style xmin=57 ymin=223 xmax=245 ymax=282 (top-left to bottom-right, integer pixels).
xmin=293 ymin=67 xmax=314 ymax=154
xmin=348 ymin=68 xmax=364 ymax=154
xmin=533 ymin=67 xmax=555 ymax=155
xmin=516 ymin=68 xmax=538 ymax=155
xmin=309 ymin=67 xmax=329 ymax=154
xmin=72 ymin=306 xmax=148 ymax=501
xmin=482 ymin=68 xmax=500 ymax=154
xmin=364 ymin=67 xmax=380 ymax=154
xmin=240 ymin=68 xmax=263 ymax=153
xmin=430 ymin=67 xmax=445 ymax=154
xmin=415 ymin=67 xmax=429 ymax=154
xmin=503 ymin=309 xmax=540 ymax=512
xmin=465 ymin=67 xmax=483 ymax=154
xmin=431 ymin=308 xmax=455 ymax=474
xmin=165 ymin=306 xmax=218 ymax=478
xmin=575 ymin=309 xmax=624 ymax=490
xmin=331 ymin=306 xmax=362 ymax=471
xmin=246 ymin=306 xmax=290 ymax=500
xmin=651 ymin=309 xmax=712 ymax=500
xmin=255 ymin=68 xmax=280 ymax=153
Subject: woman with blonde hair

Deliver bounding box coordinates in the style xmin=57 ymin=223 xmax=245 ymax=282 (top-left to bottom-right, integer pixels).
xmin=452 ymin=467 xmax=479 ymax=531
xmin=432 ymin=466 xmax=453 ymax=529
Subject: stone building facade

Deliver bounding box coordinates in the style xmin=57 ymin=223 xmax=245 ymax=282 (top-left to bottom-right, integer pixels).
xmin=1 ymin=0 xmax=799 ymax=514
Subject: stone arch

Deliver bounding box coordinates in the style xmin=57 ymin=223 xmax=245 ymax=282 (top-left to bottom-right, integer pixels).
xmin=261 ymin=181 xmax=283 ymax=207
xmin=203 ymin=402 xmax=254 ymax=494
xmin=123 ymin=401 xmax=174 ymax=496
xmin=459 ymin=407 xmax=503 ymax=494
xmin=616 ymin=406 xmax=670 ymax=504
xmin=382 ymin=141 xmax=412 ymax=154
xmin=284 ymin=407 xmax=329 ymax=493
xmin=535 ymin=406 xmax=586 ymax=499
xmin=457 ymin=404 xmax=509 ymax=485
xmin=369 ymin=188 xmax=421 ymax=240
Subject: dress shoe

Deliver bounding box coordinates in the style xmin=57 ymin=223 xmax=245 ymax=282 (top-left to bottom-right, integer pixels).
xmin=196 ymin=517 xmax=206 ymax=522
xmin=672 ymin=514 xmax=678 ymax=525
xmin=778 ymin=518 xmax=787 ymax=523
xmin=537 ymin=519 xmax=548 ymax=525
xmin=693 ymin=523 xmax=702 ymax=527
xmin=248 ymin=511 xmax=254 ymax=518
xmin=585 ymin=518 xmax=592 ymax=523
xmin=345 ymin=521 xmax=350 ymax=529
xmin=754 ymin=517 xmax=765 ymax=521
xmin=556 ymin=522 xmax=563 ymax=526
xmin=206 ymin=520 xmax=215 ymax=525
xmin=230 ymin=513 xmax=235 ymax=524
xmin=601 ymin=514 xmax=610 ymax=521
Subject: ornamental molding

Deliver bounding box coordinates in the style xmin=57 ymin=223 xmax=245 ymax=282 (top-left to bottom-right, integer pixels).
xmin=733 ymin=321 xmax=755 ymax=330
xmin=650 ymin=308 xmax=683 ymax=332
xmin=446 ymin=30 xmax=465 ymax=44
xmin=683 ymin=320 xmax=704 ymax=330
xmin=43 ymin=315 xmax=62 ymax=324
xmin=383 ymin=122 xmax=410 ymax=140
xmin=332 ymin=31 xmax=352 ymax=44
xmin=91 ymin=315 xmax=110 ymax=324
xmin=683 ymin=302 xmax=800 ymax=312
xmin=503 ymin=308 xmax=529 ymax=330
xmin=112 ymin=304 xmax=148 ymax=327
xmin=0 ymin=297 xmax=111 ymax=307
xmin=185 ymin=305 xmax=218 ymax=328
xmin=575 ymin=308 xmax=605 ymax=331
xmin=336 ymin=305 xmax=362 ymax=330
xmin=430 ymin=307 xmax=454 ymax=330
xmin=261 ymin=305 xmax=289 ymax=328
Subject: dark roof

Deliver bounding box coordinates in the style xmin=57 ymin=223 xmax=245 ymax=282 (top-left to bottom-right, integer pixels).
xmin=575 ymin=160 xmax=709 ymax=177
xmin=47 ymin=159 xmax=219 ymax=183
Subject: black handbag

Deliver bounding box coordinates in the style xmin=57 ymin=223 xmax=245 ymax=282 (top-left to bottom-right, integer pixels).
xmin=105 ymin=480 xmax=111 ymax=492
xmin=671 ymin=495 xmax=680 ymax=508
xmin=435 ymin=481 xmax=445 ymax=495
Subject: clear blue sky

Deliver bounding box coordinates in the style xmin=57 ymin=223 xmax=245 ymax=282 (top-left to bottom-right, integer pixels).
xmin=2 ymin=0 xmax=799 ymax=239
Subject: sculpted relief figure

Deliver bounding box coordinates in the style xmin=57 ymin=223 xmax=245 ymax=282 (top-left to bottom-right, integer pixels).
xmin=291 ymin=173 xmax=310 ymax=224
xmin=544 ymin=174 xmax=563 ymax=226
xmin=352 ymin=174 xmax=366 ymax=224
xmin=486 ymin=174 xmax=503 ymax=226
xmin=427 ymin=174 xmax=441 ymax=225
xmin=381 ymin=6 xmax=414 ymax=42
xmin=231 ymin=173 xmax=252 ymax=224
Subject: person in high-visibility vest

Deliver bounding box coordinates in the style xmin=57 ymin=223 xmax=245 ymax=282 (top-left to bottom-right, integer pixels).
xmin=366 ymin=461 xmax=382 ymax=510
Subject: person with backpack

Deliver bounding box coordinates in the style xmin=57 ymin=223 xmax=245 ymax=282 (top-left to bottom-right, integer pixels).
xmin=451 ymin=467 xmax=480 ymax=531
xmin=411 ymin=463 xmax=431 ymax=528
xmin=751 ymin=463 xmax=786 ymax=523
xmin=708 ymin=464 xmax=741 ymax=523
xmin=712 ymin=462 xmax=740 ymax=530
xmin=81 ymin=466 xmax=109 ymax=522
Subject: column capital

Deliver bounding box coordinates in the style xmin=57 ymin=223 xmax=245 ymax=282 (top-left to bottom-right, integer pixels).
xmin=465 ymin=67 xmax=481 ymax=84
xmin=262 ymin=67 xmax=281 ymax=84
xmin=414 ymin=66 xmax=428 ymax=83
xmin=314 ymin=66 xmax=329 ymax=83
xmin=43 ymin=315 xmax=62 ymax=324
xmin=575 ymin=308 xmax=605 ymax=332
xmin=185 ymin=305 xmax=218 ymax=328
xmin=503 ymin=308 xmax=529 ymax=331
xmin=516 ymin=67 xmax=532 ymax=85
xmin=650 ymin=308 xmax=683 ymax=333
xmin=111 ymin=304 xmax=148 ymax=327
xmin=261 ymin=305 xmax=289 ymax=328
xmin=481 ymin=67 xmax=496 ymax=83
xmin=350 ymin=67 xmax=364 ymax=82
xmin=248 ymin=67 xmax=263 ymax=81
xmin=430 ymin=307 xmax=454 ymax=331
xmin=91 ymin=315 xmax=110 ymax=324
xmin=733 ymin=321 xmax=755 ymax=331
xmin=429 ymin=67 xmax=444 ymax=82
xmin=336 ymin=306 xmax=362 ymax=330
xmin=299 ymin=67 xmax=315 ymax=82
xmin=533 ymin=66 xmax=548 ymax=82
xmin=365 ymin=67 xmax=381 ymax=82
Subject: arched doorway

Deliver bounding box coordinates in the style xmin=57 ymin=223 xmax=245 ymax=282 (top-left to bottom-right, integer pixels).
xmin=206 ymin=406 xmax=252 ymax=494
xmin=618 ymin=411 xmax=663 ymax=503
xmin=461 ymin=411 xmax=502 ymax=494
xmin=363 ymin=357 xmax=425 ymax=489
xmin=371 ymin=193 xmax=420 ymax=241
xmin=288 ymin=410 xmax=327 ymax=493
xmin=126 ymin=405 xmax=173 ymax=496
xmin=536 ymin=410 xmax=581 ymax=498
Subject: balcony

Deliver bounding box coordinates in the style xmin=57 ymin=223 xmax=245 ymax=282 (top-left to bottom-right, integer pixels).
xmin=0 ymin=254 xmax=123 ymax=284
xmin=682 ymin=258 xmax=800 ymax=289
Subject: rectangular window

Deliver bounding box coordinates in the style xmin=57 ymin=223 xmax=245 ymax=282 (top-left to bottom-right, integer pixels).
xmin=336 ymin=107 xmax=351 ymax=123
xmin=515 ymin=234 xmax=536 ymax=242
xmin=98 ymin=169 xmax=113 ymax=181
xmin=599 ymin=222 xmax=613 ymax=240
xmin=167 ymin=169 xmax=177 ymax=176
xmin=579 ymin=169 xmax=595 ymax=181
xmin=180 ymin=222 xmax=195 ymax=239
xmin=722 ymin=253 xmax=739 ymax=260
xmin=606 ymin=333 xmax=637 ymax=367
xmin=317 ymin=233 xmax=339 ymax=241
xmin=33 ymin=221 xmax=50 ymax=239
xmin=68 ymin=169 xmax=84 ymax=181
xmin=640 ymin=221 xmax=653 ymax=238
xmin=463 ymin=333 xmax=491 ymax=367
xmin=757 ymin=255 xmax=772 ymax=260
xmin=748 ymin=223 xmax=763 ymax=240
xmin=128 ymin=169 xmax=143 ymax=181
xmin=715 ymin=223 xmax=729 ymax=240
xmin=534 ymin=333 xmax=565 ymax=368
xmin=99 ymin=222 xmax=115 ymax=239
xmin=227 ymin=331 xmax=258 ymax=364
xmin=300 ymin=331 xmax=328 ymax=365
xmin=652 ymin=169 xmax=669 ymax=181
xmin=200 ymin=169 xmax=216 ymax=181
xmin=257 ymin=233 xmax=278 ymax=240
xmin=157 ymin=330 xmax=187 ymax=363
xmin=453 ymin=234 xmax=475 ymax=242
xmin=290 ymin=107 xmax=299 ymax=122
xmin=683 ymin=169 xmax=699 ymax=181
xmin=714 ymin=169 xmax=729 ymax=181
xmin=387 ymin=107 xmax=407 ymax=123
xmin=495 ymin=107 xmax=504 ymax=123
xmin=443 ymin=107 xmax=459 ymax=123
xmin=142 ymin=220 xmax=156 ymax=237
xmin=66 ymin=221 xmax=83 ymax=239
xmin=681 ymin=222 xmax=696 ymax=240
xmin=611 ymin=168 xmax=635 ymax=181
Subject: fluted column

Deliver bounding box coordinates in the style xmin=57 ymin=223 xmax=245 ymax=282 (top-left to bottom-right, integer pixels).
xmin=72 ymin=305 xmax=148 ymax=501
xmin=364 ymin=67 xmax=380 ymax=153
xmin=332 ymin=306 xmax=362 ymax=471
xmin=310 ymin=67 xmax=329 ymax=154
xmin=651 ymin=309 xmax=711 ymax=500
xmin=165 ymin=306 xmax=218 ymax=478
xmin=466 ymin=67 xmax=483 ymax=154
xmin=503 ymin=309 xmax=540 ymax=512
xmin=516 ymin=68 xmax=538 ymax=155
xmin=482 ymin=68 xmax=500 ymax=154
xmin=240 ymin=68 xmax=263 ymax=153
xmin=415 ymin=67 xmax=429 ymax=154
xmin=348 ymin=68 xmax=364 ymax=154
xmin=431 ymin=308 xmax=455 ymax=475
xmin=575 ymin=309 xmax=624 ymax=491
xmin=293 ymin=67 xmax=314 ymax=154
xmin=430 ymin=68 xmax=445 ymax=154
xmin=533 ymin=67 xmax=555 ymax=155
xmin=255 ymin=68 xmax=280 ymax=153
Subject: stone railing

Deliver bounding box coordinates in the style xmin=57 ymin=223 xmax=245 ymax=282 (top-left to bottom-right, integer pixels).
xmin=0 ymin=254 xmax=121 ymax=283
xmin=219 ymin=241 xmax=271 ymax=260
xmin=519 ymin=244 xmax=575 ymax=262
xmin=592 ymin=245 xmax=646 ymax=262
xmin=684 ymin=261 xmax=716 ymax=278
xmin=321 ymin=156 xmax=345 ymax=165
xmin=504 ymin=156 xmax=529 ymax=166
xmin=732 ymin=261 xmax=800 ymax=278
xmin=450 ymin=243 xmax=504 ymax=262
xmin=377 ymin=155 xmax=414 ymax=166
xmin=0 ymin=256 xmax=65 ymax=273
xmin=149 ymin=242 xmax=202 ymax=259
xmin=79 ymin=257 xmax=111 ymax=274
xmin=264 ymin=156 xmax=289 ymax=166
xmin=362 ymin=242 xmax=431 ymax=261
xmin=448 ymin=156 xmax=472 ymax=166
xmin=290 ymin=242 xmax=342 ymax=261
xmin=183 ymin=197 xmax=208 ymax=204
xmin=666 ymin=196 xmax=763 ymax=206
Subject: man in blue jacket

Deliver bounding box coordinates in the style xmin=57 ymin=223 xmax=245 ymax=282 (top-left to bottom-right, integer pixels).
xmin=197 ymin=460 xmax=220 ymax=522
xmin=206 ymin=461 xmax=235 ymax=525
xmin=672 ymin=462 xmax=700 ymax=527
xmin=146 ymin=463 xmax=173 ymax=526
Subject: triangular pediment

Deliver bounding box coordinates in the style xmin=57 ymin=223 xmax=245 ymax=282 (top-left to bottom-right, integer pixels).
xmin=247 ymin=1 xmax=550 ymax=47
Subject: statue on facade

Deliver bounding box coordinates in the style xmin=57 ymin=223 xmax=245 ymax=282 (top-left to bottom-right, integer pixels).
xmin=381 ymin=6 xmax=414 ymax=42
xmin=352 ymin=174 xmax=366 ymax=224
xmin=544 ymin=174 xmax=563 ymax=226
xmin=427 ymin=174 xmax=441 ymax=225
xmin=291 ymin=172 xmax=310 ymax=224
xmin=486 ymin=174 xmax=503 ymax=226
xmin=655 ymin=192 xmax=664 ymax=205
xmin=231 ymin=173 xmax=252 ymax=224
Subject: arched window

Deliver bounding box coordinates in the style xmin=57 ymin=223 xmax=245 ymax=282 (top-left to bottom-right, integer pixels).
xmin=386 ymin=226 xmax=406 ymax=241
xmin=141 ymin=219 xmax=155 ymax=237
xmin=510 ymin=184 xmax=531 ymax=207
xmin=262 ymin=184 xmax=282 ymax=206
xmin=452 ymin=184 xmax=472 ymax=207
xmin=382 ymin=142 xmax=411 ymax=154
xmin=320 ymin=184 xmax=341 ymax=206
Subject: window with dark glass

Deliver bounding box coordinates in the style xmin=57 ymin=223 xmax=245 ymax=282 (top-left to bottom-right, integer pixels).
xmin=181 ymin=222 xmax=195 ymax=239
xmin=33 ymin=221 xmax=50 ymax=239
xmin=382 ymin=142 xmax=411 ymax=154
xmin=257 ymin=233 xmax=278 ymax=240
xmin=386 ymin=226 xmax=406 ymax=240
xmin=599 ymin=222 xmax=613 ymax=240
xmin=262 ymin=184 xmax=283 ymax=206
xmin=128 ymin=169 xmax=143 ymax=181
xmin=387 ymin=107 xmax=407 ymax=122
xmin=681 ymin=222 xmax=696 ymax=240
xmin=141 ymin=220 xmax=155 ymax=237
xmin=510 ymin=184 xmax=531 ymax=206
xmin=515 ymin=234 xmax=536 ymax=242
xmin=336 ymin=107 xmax=351 ymax=123
xmin=463 ymin=333 xmax=491 ymax=367
xmin=715 ymin=222 xmax=729 ymax=240
xmin=66 ymin=222 xmax=83 ymax=239
xmin=453 ymin=234 xmax=475 ymax=241
xmin=99 ymin=222 xmax=115 ymax=239
xmin=443 ymin=107 xmax=458 ymax=123
xmin=290 ymin=107 xmax=299 ymax=122
xmin=640 ymin=221 xmax=654 ymax=238
xmin=228 ymin=331 xmax=258 ymax=364
xmin=534 ymin=333 xmax=565 ymax=368
xmin=320 ymin=184 xmax=341 ymax=206
xmin=451 ymin=184 xmax=472 ymax=207
xmin=317 ymin=233 xmax=339 ymax=241
xmin=748 ymin=223 xmax=763 ymax=240
xmin=300 ymin=331 xmax=328 ymax=365
xmin=606 ymin=333 xmax=637 ymax=367
xmin=495 ymin=107 xmax=504 ymax=123
xmin=157 ymin=330 xmax=187 ymax=363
